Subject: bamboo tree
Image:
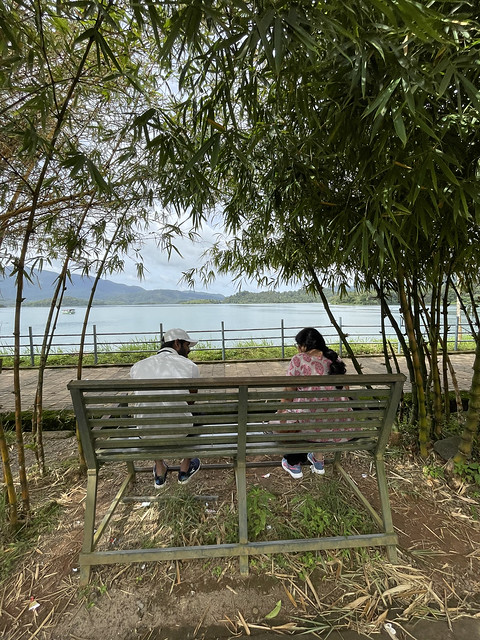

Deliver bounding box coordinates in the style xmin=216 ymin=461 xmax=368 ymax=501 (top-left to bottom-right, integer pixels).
xmin=10 ymin=5 xmax=111 ymax=512
xmin=0 ymin=418 xmax=18 ymax=529
xmin=154 ymin=2 xmax=480 ymax=459
xmin=442 ymin=278 xmax=452 ymax=419
xmin=397 ymin=267 xmax=430 ymax=456
xmin=309 ymin=273 xmax=364 ymax=374
xmin=454 ymin=335 xmax=480 ymax=464
xmin=378 ymin=281 xmax=393 ymax=376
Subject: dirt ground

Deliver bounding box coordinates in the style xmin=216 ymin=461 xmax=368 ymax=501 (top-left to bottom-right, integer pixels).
xmin=1 ymin=431 xmax=480 ymax=640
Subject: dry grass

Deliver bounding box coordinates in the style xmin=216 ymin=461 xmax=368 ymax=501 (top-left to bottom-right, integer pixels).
xmin=1 ymin=441 xmax=480 ymax=639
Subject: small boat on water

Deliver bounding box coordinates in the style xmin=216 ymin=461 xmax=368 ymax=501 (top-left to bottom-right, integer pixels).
xmin=62 ymin=308 xmax=75 ymax=315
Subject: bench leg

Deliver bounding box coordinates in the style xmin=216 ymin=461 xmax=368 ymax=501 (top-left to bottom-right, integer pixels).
xmin=126 ymin=460 xmax=135 ymax=479
xmin=375 ymin=456 xmax=398 ymax=563
xmin=235 ymin=460 xmax=249 ymax=576
xmin=80 ymin=469 xmax=99 ymax=586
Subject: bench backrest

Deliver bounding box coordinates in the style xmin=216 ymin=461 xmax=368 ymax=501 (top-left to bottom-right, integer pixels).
xmin=68 ymin=373 xmax=405 ymax=469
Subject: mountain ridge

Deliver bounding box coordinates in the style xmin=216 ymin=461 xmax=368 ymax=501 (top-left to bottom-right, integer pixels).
xmin=0 ymin=268 xmax=225 ymax=305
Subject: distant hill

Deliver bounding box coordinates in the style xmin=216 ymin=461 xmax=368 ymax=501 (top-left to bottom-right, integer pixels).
xmin=0 ymin=268 xmax=225 ymax=306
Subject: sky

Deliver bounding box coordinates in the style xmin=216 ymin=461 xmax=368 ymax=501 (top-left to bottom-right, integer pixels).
xmin=105 ymin=220 xmax=291 ymax=296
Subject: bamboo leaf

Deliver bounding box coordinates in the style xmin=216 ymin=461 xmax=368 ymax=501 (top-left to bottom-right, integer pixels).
xmin=437 ymin=66 xmax=454 ymax=98
xmin=273 ymin=16 xmax=284 ymax=76
xmin=210 ymin=132 xmax=221 ymax=168
xmin=181 ymin=137 xmax=216 ymax=175
xmin=362 ymin=79 xmax=401 ymax=119
xmin=265 ymin=600 xmax=282 ymax=619
xmin=86 ymin=158 xmax=110 ymax=193
xmin=456 ymin=72 xmax=480 ymax=109
xmin=393 ymin=110 xmax=407 ymax=146
xmin=434 ymin=152 xmax=460 ymax=186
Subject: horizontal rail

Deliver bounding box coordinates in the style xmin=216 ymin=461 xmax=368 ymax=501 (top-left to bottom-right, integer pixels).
xmin=0 ymin=317 xmax=474 ymax=366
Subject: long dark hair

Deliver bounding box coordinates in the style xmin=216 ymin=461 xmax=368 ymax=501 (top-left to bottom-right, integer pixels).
xmin=295 ymin=327 xmax=346 ymax=375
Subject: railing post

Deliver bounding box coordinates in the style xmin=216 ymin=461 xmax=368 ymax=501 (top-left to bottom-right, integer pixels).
xmin=339 ymin=317 xmax=343 ymax=358
xmin=281 ymin=319 xmax=285 ymax=359
xmin=93 ymin=325 xmax=98 ymax=365
xmin=221 ymin=321 xmax=226 ymax=360
xmin=29 ymin=326 xmax=35 ymax=366
xmin=160 ymin=323 xmax=163 ymax=344
xmin=455 ymin=316 xmax=459 ymax=351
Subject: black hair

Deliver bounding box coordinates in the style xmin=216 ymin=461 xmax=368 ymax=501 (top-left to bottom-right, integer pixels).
xmin=295 ymin=327 xmax=346 ymax=375
xmin=160 ymin=339 xmax=176 ymax=349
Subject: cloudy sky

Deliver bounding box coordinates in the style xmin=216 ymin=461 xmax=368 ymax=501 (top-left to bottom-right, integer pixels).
xmin=106 ymin=220 xmax=282 ymax=296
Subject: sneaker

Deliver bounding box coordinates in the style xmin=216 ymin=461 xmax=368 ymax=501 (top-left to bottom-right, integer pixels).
xmin=153 ymin=463 xmax=168 ymax=489
xmin=178 ymin=458 xmax=201 ymax=484
xmin=307 ymin=453 xmax=325 ymax=475
xmin=281 ymin=458 xmax=303 ymax=479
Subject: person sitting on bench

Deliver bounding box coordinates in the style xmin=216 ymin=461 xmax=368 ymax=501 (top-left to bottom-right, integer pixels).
xmin=130 ymin=328 xmax=201 ymax=488
xmin=280 ymin=326 xmax=350 ymax=480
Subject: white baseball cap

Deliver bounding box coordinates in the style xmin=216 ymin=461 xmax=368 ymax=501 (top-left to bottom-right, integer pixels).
xmin=163 ymin=328 xmax=198 ymax=346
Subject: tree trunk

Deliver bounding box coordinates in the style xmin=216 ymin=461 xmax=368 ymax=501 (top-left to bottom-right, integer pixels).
xmin=32 ymin=265 xmax=72 ymax=474
xmin=0 ymin=418 xmax=18 ymax=528
xmin=309 ymin=273 xmax=364 ymax=374
xmin=12 ymin=265 xmax=31 ymax=514
xmin=379 ymin=281 xmax=393 ymax=374
xmin=442 ymin=280 xmax=451 ymax=420
xmin=430 ymin=283 xmax=443 ymax=436
xmin=446 ymin=354 xmax=463 ymax=414
xmin=397 ymin=267 xmax=430 ymax=456
xmin=454 ymin=334 xmax=480 ymax=462
xmin=372 ymin=282 xmax=414 ymax=375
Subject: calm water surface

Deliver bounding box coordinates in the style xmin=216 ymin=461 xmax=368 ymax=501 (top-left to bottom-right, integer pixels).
xmin=0 ymin=303 xmax=405 ymax=349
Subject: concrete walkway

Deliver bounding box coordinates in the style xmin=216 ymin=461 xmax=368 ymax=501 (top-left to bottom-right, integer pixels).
xmin=0 ymin=353 xmax=475 ymax=412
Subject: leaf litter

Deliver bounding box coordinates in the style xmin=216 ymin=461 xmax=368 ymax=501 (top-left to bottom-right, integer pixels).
xmin=1 ymin=440 xmax=480 ymax=639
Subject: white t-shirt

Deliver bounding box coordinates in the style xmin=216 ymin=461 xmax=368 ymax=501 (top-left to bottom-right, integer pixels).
xmin=130 ymin=348 xmax=199 ymax=433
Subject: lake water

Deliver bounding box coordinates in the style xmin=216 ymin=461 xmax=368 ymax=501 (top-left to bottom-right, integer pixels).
xmin=0 ymin=302 xmax=408 ymax=351
xmin=0 ymin=302 xmax=461 ymax=352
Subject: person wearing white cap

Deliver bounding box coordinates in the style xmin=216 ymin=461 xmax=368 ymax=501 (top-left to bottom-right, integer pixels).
xmin=130 ymin=328 xmax=201 ymax=489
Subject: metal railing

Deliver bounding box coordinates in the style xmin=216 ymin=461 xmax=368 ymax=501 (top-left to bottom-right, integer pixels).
xmin=0 ymin=316 xmax=475 ymax=366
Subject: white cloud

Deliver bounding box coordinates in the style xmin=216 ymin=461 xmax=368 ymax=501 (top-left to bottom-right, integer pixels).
xmin=106 ymin=222 xmax=265 ymax=296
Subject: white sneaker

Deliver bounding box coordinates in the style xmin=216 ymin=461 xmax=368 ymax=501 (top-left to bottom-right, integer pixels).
xmin=281 ymin=458 xmax=303 ymax=479
xmin=307 ymin=453 xmax=325 ymax=475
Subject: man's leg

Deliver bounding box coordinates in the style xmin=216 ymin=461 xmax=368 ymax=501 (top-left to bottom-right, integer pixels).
xmin=179 ymin=459 xmax=190 ymax=474
xmin=153 ymin=459 xmax=168 ymax=489
xmin=178 ymin=458 xmax=201 ymax=484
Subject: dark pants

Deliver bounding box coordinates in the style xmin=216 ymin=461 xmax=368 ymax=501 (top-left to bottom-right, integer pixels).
xmin=284 ymin=452 xmax=308 ymax=466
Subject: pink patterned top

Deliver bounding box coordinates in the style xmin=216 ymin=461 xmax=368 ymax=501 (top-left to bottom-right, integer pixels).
xmin=286 ymin=352 xmax=353 ymax=437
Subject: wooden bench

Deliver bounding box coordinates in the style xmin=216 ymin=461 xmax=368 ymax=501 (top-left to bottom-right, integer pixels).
xmin=68 ymin=373 xmax=405 ymax=586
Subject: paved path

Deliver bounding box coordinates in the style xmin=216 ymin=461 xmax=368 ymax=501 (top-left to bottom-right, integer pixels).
xmin=0 ymin=353 xmax=475 ymax=412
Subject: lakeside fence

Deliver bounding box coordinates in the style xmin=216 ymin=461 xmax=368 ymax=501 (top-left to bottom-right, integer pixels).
xmin=0 ymin=317 xmax=474 ymax=365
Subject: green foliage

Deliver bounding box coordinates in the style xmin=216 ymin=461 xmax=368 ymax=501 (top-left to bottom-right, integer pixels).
xmin=247 ymin=487 xmax=277 ymax=538
xmin=291 ymin=494 xmax=332 ymax=536
xmin=133 ymin=480 xmax=375 ymax=561
xmin=224 ymin=289 xmax=317 ymax=304
xmin=454 ymin=461 xmax=480 ymax=486
xmin=422 ymin=464 xmax=445 ymax=480
xmin=0 ymin=338 xmax=405 ymax=368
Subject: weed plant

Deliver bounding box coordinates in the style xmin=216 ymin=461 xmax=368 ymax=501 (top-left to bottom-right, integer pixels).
xmin=131 ymin=480 xmax=375 ymax=556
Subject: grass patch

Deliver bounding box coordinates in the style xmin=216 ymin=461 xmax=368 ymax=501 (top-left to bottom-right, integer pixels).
xmin=1 ymin=409 xmax=76 ymax=432
xmin=0 ymin=496 xmax=62 ymax=583
xmin=104 ymin=478 xmax=375 ymax=567
xmin=0 ymin=337 xmax=447 ymax=367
